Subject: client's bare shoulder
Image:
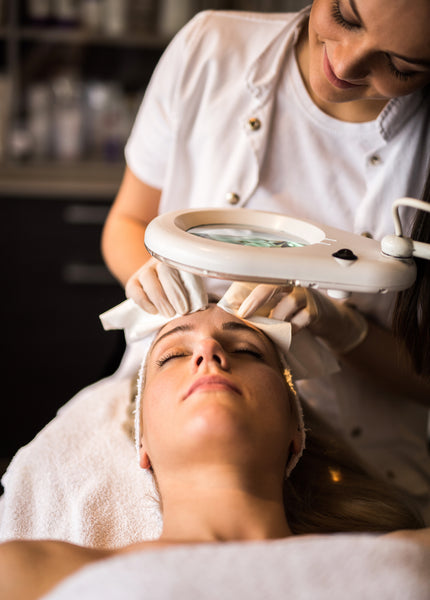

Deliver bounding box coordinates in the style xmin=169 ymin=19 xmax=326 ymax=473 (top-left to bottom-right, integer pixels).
xmin=0 ymin=539 xmax=110 ymax=600
xmin=0 ymin=537 xmax=185 ymax=600
xmin=116 ymin=538 xmax=195 ymax=554
xmin=384 ymin=527 xmax=430 ymax=548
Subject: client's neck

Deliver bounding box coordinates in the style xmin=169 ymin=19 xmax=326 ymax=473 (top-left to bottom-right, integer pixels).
xmin=157 ymin=465 xmax=292 ymax=543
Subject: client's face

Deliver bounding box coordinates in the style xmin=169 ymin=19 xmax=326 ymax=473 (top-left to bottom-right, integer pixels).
xmin=140 ymin=305 xmax=300 ymax=480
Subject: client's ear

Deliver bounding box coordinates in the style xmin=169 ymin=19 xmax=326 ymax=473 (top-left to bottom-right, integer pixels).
xmin=290 ymin=428 xmax=304 ymax=457
xmin=139 ymin=439 xmax=152 ymax=470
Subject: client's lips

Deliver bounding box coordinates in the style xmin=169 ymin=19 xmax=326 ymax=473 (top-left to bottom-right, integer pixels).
xmin=185 ymin=375 xmax=242 ymax=400
xmin=323 ymin=48 xmax=361 ymax=89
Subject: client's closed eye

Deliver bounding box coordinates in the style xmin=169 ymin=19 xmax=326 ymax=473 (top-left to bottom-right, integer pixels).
xmin=156 ymin=352 xmax=188 ymax=367
xmin=232 ymin=347 xmax=264 ymax=360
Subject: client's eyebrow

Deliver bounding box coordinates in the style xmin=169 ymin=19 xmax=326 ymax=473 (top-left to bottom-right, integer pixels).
xmin=221 ymin=320 xmax=267 ymax=342
xmin=152 ymin=324 xmax=194 ymax=349
xmin=152 ymin=319 xmax=267 ymax=350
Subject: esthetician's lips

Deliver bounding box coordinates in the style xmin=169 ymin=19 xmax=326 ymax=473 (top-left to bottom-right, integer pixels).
xmin=323 ymin=48 xmax=361 ymax=89
xmin=185 ymin=375 xmax=242 ymax=400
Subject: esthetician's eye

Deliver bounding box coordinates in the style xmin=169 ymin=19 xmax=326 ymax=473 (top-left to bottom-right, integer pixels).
xmin=384 ymin=54 xmax=416 ymax=82
xmin=331 ymin=0 xmax=359 ymax=31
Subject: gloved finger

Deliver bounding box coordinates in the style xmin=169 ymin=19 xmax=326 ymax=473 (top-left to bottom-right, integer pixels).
xmin=125 ymin=276 xmax=158 ymax=314
xmin=136 ymin=266 xmax=177 ymax=317
xmin=220 ymin=282 xmax=261 ymax=312
xmin=237 ymin=284 xmax=291 ymax=318
xmin=270 ymin=287 xmax=309 ymax=321
xmin=157 ymin=262 xmax=190 ymax=315
xmin=289 ymin=307 xmax=314 ymax=334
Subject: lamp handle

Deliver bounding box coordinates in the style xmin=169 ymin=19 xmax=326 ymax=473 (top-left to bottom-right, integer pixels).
xmin=381 ymin=197 xmax=430 ymax=260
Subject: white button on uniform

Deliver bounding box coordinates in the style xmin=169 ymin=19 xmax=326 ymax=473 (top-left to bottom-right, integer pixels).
xmin=226 ymin=192 xmax=240 ymax=205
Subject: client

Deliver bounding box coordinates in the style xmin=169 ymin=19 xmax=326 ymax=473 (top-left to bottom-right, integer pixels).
xmin=0 ymin=305 xmax=425 ymax=600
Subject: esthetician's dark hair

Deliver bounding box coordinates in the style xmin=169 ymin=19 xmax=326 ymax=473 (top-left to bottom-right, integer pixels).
xmin=392 ymin=155 xmax=430 ymax=379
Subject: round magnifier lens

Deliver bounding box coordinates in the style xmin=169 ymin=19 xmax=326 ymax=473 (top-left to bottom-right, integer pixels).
xmin=187 ymin=224 xmax=308 ymax=248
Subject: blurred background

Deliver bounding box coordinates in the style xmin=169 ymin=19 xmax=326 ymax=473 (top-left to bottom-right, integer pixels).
xmin=0 ymin=0 xmax=309 ymax=484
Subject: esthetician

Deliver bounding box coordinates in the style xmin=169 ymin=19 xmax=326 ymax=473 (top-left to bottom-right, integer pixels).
xmin=101 ymin=1 xmax=430 ymax=520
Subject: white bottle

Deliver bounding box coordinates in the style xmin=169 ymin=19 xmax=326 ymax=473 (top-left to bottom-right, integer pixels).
xmin=52 ymin=74 xmax=83 ymax=161
xmin=27 ymin=83 xmax=52 ymax=159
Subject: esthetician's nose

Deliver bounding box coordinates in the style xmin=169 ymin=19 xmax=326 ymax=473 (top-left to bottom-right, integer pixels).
xmin=331 ymin=39 xmax=371 ymax=81
xmin=192 ymin=338 xmax=230 ymax=371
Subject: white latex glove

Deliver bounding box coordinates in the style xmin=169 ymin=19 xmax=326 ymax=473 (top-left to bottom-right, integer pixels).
xmin=125 ymin=257 xmax=203 ymax=317
xmin=237 ymin=284 xmax=368 ymax=354
xmin=220 ymin=281 xmax=290 ymax=316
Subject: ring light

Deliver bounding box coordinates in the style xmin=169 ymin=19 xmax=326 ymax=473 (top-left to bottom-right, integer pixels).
xmin=145 ymin=207 xmax=417 ymax=296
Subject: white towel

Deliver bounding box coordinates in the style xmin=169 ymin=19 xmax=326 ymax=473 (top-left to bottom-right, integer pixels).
xmin=0 ymin=374 xmax=162 ymax=548
xmin=42 ymin=534 xmax=430 ymax=600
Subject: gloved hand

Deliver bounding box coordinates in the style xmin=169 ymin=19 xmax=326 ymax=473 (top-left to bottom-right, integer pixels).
xmin=237 ymin=283 xmax=368 ymax=354
xmin=125 ymin=257 xmax=203 ymax=317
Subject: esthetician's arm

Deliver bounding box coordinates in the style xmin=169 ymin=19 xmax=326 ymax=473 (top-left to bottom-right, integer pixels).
xmin=102 ymin=167 xmax=197 ymax=316
xmin=102 ymin=166 xmax=161 ymax=287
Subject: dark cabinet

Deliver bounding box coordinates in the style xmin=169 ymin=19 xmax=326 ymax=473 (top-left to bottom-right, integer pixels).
xmin=2 ymin=194 xmax=125 ymax=457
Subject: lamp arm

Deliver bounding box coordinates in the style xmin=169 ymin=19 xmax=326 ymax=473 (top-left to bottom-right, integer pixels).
xmin=382 ymin=197 xmax=430 ymax=259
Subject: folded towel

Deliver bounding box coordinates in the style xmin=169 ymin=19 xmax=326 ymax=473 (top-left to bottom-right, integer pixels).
xmin=42 ymin=534 xmax=430 ymax=600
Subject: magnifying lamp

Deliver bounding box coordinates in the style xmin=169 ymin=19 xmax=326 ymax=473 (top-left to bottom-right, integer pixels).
xmin=144 ymin=198 xmax=428 ymax=297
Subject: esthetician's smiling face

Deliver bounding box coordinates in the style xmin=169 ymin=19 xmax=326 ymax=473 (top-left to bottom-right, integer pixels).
xmin=305 ymin=0 xmax=430 ymax=105
xmin=139 ymin=305 xmax=300 ymax=476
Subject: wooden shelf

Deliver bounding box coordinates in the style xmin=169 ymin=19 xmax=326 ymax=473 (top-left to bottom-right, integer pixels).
xmin=0 ymin=160 xmax=124 ymax=199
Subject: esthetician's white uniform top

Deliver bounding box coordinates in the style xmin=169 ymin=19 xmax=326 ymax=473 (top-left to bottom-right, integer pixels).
xmin=126 ymin=9 xmax=430 ymax=517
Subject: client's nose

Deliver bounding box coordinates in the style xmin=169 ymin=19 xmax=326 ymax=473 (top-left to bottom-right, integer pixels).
xmin=193 ymin=338 xmax=230 ymax=371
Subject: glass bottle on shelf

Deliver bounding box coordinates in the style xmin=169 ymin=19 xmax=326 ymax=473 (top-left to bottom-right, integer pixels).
xmin=103 ymin=0 xmax=128 ymax=36
xmin=51 ymin=73 xmax=84 ymax=161
xmin=81 ymin=0 xmax=102 ymax=31
xmin=27 ymin=82 xmax=52 ymax=159
xmin=84 ymin=81 xmax=129 ymax=161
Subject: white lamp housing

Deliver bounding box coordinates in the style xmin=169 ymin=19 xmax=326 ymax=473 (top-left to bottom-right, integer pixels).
xmin=145 ymin=207 xmax=418 ymax=295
